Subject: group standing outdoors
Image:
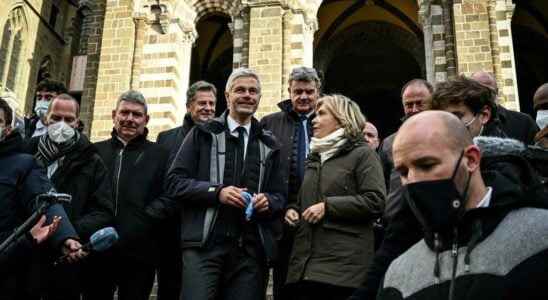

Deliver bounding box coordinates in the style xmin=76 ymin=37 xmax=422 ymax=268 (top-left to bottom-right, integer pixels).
xmin=0 ymin=65 xmax=547 ymax=300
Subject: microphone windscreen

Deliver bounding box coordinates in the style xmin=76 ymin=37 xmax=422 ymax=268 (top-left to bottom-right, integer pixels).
xmin=89 ymin=227 xmax=119 ymax=252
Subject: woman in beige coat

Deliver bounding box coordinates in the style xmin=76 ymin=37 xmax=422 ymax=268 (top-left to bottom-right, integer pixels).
xmin=285 ymin=94 xmax=386 ymax=300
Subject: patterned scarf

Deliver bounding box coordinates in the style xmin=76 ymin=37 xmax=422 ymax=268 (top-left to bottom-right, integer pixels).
xmin=35 ymin=131 xmax=80 ymax=167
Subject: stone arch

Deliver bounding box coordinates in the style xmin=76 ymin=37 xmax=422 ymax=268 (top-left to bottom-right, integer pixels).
xmin=315 ymin=21 xmax=425 ymax=77
xmin=190 ymin=0 xmax=242 ymax=22
xmin=314 ymin=21 xmax=425 ymax=137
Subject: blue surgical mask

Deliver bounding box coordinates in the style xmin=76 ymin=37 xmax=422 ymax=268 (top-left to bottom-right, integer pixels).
xmin=34 ymin=100 xmax=50 ymax=118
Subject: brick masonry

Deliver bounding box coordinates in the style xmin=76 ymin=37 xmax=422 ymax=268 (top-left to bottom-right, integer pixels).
xmin=0 ymin=0 xmax=527 ymax=138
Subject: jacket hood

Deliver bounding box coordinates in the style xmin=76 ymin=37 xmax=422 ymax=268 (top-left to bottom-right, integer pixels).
xmin=0 ymin=131 xmax=24 ymax=157
xmin=420 ymin=136 xmax=548 ymax=252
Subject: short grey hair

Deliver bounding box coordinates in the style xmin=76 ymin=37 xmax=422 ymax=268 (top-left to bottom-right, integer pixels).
xmin=187 ymin=81 xmax=217 ymax=106
xmin=225 ymin=68 xmax=261 ymax=93
xmin=117 ymin=90 xmax=147 ymax=113
xmin=289 ymin=66 xmax=321 ymax=89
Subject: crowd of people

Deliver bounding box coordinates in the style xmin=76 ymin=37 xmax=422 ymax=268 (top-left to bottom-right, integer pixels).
xmin=0 ymin=66 xmax=547 ymax=300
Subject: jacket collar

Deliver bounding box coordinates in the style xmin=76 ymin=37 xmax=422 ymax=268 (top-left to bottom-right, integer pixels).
xmin=110 ymin=128 xmax=149 ymax=149
xmin=0 ymin=131 xmax=23 ymax=157
xmin=182 ymin=113 xmax=195 ymax=132
xmin=277 ymin=99 xmax=315 ymax=121
xmin=200 ymin=110 xmax=280 ymax=150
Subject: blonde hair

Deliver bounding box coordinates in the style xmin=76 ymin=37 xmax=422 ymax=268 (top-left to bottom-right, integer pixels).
xmin=316 ymin=94 xmax=366 ymax=139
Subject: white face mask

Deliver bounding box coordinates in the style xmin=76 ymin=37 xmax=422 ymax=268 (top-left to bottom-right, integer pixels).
xmin=536 ymin=110 xmax=548 ymax=129
xmin=48 ymin=121 xmax=75 ymax=144
xmin=34 ymin=100 xmax=50 ymax=118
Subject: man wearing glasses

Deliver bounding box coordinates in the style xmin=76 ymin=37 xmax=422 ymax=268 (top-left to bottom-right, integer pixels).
xmin=25 ymin=79 xmax=68 ymax=138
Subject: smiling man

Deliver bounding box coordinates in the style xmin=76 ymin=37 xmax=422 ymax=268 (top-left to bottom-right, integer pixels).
xmin=168 ymin=68 xmax=286 ymax=300
xmin=260 ymin=66 xmax=321 ymax=300
xmin=92 ymin=90 xmax=175 ymax=300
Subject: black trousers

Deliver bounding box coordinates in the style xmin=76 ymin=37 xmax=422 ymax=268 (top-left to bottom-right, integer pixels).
xmin=272 ymin=229 xmax=295 ymax=300
xmin=157 ymin=248 xmax=182 ymax=300
xmin=82 ymin=253 xmax=155 ymax=300
xmin=180 ymin=240 xmax=268 ymax=300
xmin=288 ymin=281 xmax=356 ymax=300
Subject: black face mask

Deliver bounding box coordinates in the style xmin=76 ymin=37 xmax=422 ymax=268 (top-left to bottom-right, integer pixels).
xmin=403 ymin=151 xmax=472 ymax=235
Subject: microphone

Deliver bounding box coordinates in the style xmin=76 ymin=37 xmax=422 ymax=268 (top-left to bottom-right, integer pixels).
xmin=55 ymin=227 xmax=119 ymax=265
xmin=36 ymin=192 xmax=72 ymax=204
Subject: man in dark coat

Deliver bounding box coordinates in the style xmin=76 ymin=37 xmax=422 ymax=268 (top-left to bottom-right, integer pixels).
xmin=379 ymin=79 xmax=433 ymax=222
xmin=471 ymin=71 xmax=539 ymax=144
xmin=259 ymin=66 xmax=320 ymax=300
xmin=0 ymin=98 xmax=81 ymax=299
xmin=349 ymin=76 xmax=548 ymax=300
xmin=24 ymin=79 xmax=67 ymax=138
xmin=377 ymin=111 xmax=548 ymax=300
xmin=24 ymin=94 xmax=114 ymax=299
xmin=168 ymin=68 xmax=286 ymax=300
xmin=93 ymin=90 xmax=175 ymax=300
xmin=155 ymin=80 xmax=217 ymax=300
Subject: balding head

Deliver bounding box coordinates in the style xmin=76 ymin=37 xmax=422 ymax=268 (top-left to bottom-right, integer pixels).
xmin=393 ymin=111 xmax=486 ymax=209
xmin=401 ymin=79 xmax=433 ymax=116
xmin=534 ymin=83 xmax=548 ymax=111
xmin=471 ymin=71 xmax=497 ymax=90
xmin=396 ymin=111 xmax=473 ymax=156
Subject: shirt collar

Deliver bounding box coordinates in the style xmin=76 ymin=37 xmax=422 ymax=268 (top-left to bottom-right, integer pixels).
xmin=476 ymin=187 xmax=493 ymax=208
xmin=227 ymin=114 xmax=251 ymax=135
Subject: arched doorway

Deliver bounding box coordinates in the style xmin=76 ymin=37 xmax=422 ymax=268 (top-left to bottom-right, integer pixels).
xmin=512 ymin=0 xmax=548 ymax=117
xmin=190 ymin=13 xmax=233 ymax=115
xmin=314 ymin=0 xmax=424 ymax=138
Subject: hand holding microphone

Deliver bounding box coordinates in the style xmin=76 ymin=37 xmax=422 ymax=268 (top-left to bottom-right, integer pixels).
xmin=56 ymin=227 xmax=119 ymax=265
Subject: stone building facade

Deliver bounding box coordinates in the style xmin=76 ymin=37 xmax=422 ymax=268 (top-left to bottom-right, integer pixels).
xmin=1 ymin=0 xmax=547 ymax=141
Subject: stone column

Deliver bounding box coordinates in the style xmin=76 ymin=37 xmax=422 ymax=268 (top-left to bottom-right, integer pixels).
xmin=90 ymin=0 xmax=136 ymax=141
xmin=280 ymin=9 xmax=317 ymax=98
xmin=137 ymin=15 xmax=197 ymax=139
xmin=79 ymin=0 xmax=107 ymax=134
xmin=130 ymin=15 xmax=146 ymax=90
xmin=232 ymin=7 xmax=250 ymax=68
xmin=248 ymin=3 xmax=285 ymax=117
xmin=419 ymin=0 xmax=451 ymax=84
xmin=453 ymin=0 xmax=494 ymax=75
xmin=247 ymin=1 xmax=318 ymax=116
xmin=488 ymin=0 xmax=519 ymax=110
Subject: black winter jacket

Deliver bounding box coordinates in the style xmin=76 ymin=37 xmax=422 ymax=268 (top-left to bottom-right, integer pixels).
xmin=349 ymin=136 xmax=548 ymax=300
xmin=497 ymin=104 xmax=539 ymax=145
xmin=167 ymin=112 xmax=287 ymax=261
xmin=94 ymin=130 xmax=175 ymax=265
xmin=0 ymin=133 xmax=77 ymax=296
xmin=157 ymin=113 xmax=195 ymax=163
xmin=25 ymin=135 xmax=114 ymax=241
xmin=260 ymin=99 xmax=314 ymax=206
xmin=378 ymin=150 xmax=548 ymax=300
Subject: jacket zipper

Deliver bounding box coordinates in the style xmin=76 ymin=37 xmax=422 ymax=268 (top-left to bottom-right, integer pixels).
xmin=114 ymin=148 xmax=124 ymax=216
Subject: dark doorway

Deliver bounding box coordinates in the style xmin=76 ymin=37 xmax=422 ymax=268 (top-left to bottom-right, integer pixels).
xmin=315 ymin=21 xmax=424 ymax=138
xmin=512 ymin=1 xmax=548 ymax=117
xmin=190 ymin=14 xmax=233 ymax=115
